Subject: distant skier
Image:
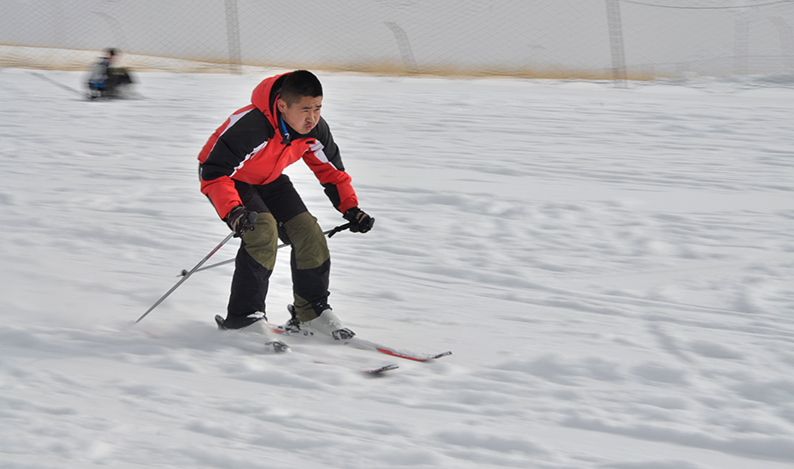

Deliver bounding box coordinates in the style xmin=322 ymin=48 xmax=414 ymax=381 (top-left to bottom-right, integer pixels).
xmin=198 ymin=70 xmax=374 ymax=343
xmin=87 ymin=48 xmax=133 ymax=98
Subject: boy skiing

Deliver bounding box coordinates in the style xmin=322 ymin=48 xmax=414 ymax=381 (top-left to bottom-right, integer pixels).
xmin=198 ymin=70 xmax=374 ymax=345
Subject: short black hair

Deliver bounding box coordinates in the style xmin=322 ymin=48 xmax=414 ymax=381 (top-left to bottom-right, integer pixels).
xmin=106 ymin=48 xmax=116 ymax=57
xmin=281 ymin=70 xmax=322 ymax=106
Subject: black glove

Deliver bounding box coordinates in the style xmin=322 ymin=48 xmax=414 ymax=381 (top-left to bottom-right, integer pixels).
xmin=225 ymin=205 xmax=257 ymax=237
xmin=343 ymin=207 xmax=374 ymax=233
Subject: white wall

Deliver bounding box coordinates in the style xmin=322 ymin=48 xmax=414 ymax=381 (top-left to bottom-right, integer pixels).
xmin=2 ymin=0 xmax=793 ymax=78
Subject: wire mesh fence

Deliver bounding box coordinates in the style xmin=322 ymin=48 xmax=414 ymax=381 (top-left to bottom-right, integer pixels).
xmin=1 ymin=0 xmax=793 ymax=82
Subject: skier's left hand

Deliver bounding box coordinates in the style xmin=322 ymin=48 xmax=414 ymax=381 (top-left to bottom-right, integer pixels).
xmin=343 ymin=207 xmax=375 ymax=233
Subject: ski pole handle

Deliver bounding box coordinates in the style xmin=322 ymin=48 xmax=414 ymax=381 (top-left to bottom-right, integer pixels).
xmin=327 ymin=222 xmax=352 ymax=238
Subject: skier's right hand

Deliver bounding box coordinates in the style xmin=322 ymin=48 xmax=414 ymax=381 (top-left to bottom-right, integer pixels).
xmin=225 ymin=205 xmax=257 ymax=237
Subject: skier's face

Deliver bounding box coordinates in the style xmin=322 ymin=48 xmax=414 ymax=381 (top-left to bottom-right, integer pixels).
xmin=278 ymin=95 xmax=322 ymax=135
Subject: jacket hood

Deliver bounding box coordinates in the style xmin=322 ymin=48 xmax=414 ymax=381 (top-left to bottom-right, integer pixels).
xmin=251 ymin=72 xmax=290 ymax=129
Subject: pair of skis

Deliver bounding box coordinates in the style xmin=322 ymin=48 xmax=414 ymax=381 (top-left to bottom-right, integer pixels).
xmin=215 ymin=315 xmax=452 ymax=375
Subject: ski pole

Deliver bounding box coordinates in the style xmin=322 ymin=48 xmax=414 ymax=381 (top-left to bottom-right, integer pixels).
xmin=28 ymin=71 xmax=88 ymax=98
xmin=133 ymin=212 xmax=258 ymax=324
xmin=177 ymin=222 xmax=352 ymax=277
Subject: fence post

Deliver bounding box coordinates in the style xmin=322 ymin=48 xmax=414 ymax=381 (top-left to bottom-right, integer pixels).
xmin=225 ymin=0 xmax=242 ymax=74
xmin=734 ymin=16 xmax=750 ymax=76
xmin=770 ymin=16 xmax=794 ymax=72
xmin=385 ymin=22 xmax=418 ymax=74
xmin=605 ymin=0 xmax=628 ymax=88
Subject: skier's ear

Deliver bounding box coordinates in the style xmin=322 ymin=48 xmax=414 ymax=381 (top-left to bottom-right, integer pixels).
xmin=277 ymin=98 xmax=287 ymax=113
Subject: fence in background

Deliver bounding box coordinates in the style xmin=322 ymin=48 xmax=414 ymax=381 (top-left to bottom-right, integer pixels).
xmin=1 ymin=0 xmax=793 ymax=83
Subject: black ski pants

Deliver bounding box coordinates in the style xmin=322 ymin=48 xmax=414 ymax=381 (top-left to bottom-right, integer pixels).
xmin=224 ymin=175 xmax=331 ymax=328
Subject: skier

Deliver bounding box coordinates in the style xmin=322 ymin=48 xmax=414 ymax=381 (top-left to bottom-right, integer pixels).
xmin=198 ymin=70 xmax=374 ymax=341
xmin=87 ymin=48 xmax=134 ymax=98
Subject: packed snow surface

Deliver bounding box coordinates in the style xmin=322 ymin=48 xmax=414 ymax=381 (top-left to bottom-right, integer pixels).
xmin=1 ymin=68 xmax=793 ymax=468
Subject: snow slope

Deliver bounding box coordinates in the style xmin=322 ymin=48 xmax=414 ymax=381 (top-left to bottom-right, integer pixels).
xmin=1 ymin=68 xmax=793 ymax=468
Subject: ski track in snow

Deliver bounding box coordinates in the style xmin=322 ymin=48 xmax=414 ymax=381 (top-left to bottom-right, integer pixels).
xmin=1 ymin=68 xmax=793 ymax=468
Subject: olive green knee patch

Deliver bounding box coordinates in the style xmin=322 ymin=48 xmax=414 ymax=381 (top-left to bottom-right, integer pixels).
xmin=242 ymin=212 xmax=278 ymax=270
xmin=283 ymin=212 xmax=330 ymax=270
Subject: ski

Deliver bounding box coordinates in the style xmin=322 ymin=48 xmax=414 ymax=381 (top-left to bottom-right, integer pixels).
xmin=346 ymin=337 xmax=452 ymax=362
xmin=360 ymin=363 xmax=400 ymax=374
xmin=271 ymin=324 xmax=452 ymax=363
xmin=314 ymin=361 xmax=399 ymax=375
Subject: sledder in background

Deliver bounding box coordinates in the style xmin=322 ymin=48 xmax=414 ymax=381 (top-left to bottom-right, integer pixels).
xmin=198 ymin=70 xmax=374 ymax=346
xmin=86 ymin=48 xmax=135 ymax=99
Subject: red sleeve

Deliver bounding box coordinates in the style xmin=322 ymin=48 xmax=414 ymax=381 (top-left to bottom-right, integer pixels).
xmin=200 ymin=176 xmax=242 ymax=220
xmin=303 ymin=142 xmax=358 ymax=213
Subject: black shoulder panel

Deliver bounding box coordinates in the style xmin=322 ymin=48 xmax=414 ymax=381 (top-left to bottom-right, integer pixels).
xmin=201 ymin=109 xmax=274 ymax=181
xmin=312 ymin=117 xmax=345 ymax=171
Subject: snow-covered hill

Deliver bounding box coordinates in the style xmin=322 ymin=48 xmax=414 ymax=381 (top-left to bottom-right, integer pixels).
xmin=1 ymin=68 xmax=793 ymax=468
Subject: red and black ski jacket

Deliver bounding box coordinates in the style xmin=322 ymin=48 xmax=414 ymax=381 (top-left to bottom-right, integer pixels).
xmin=198 ymin=72 xmax=358 ymax=220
